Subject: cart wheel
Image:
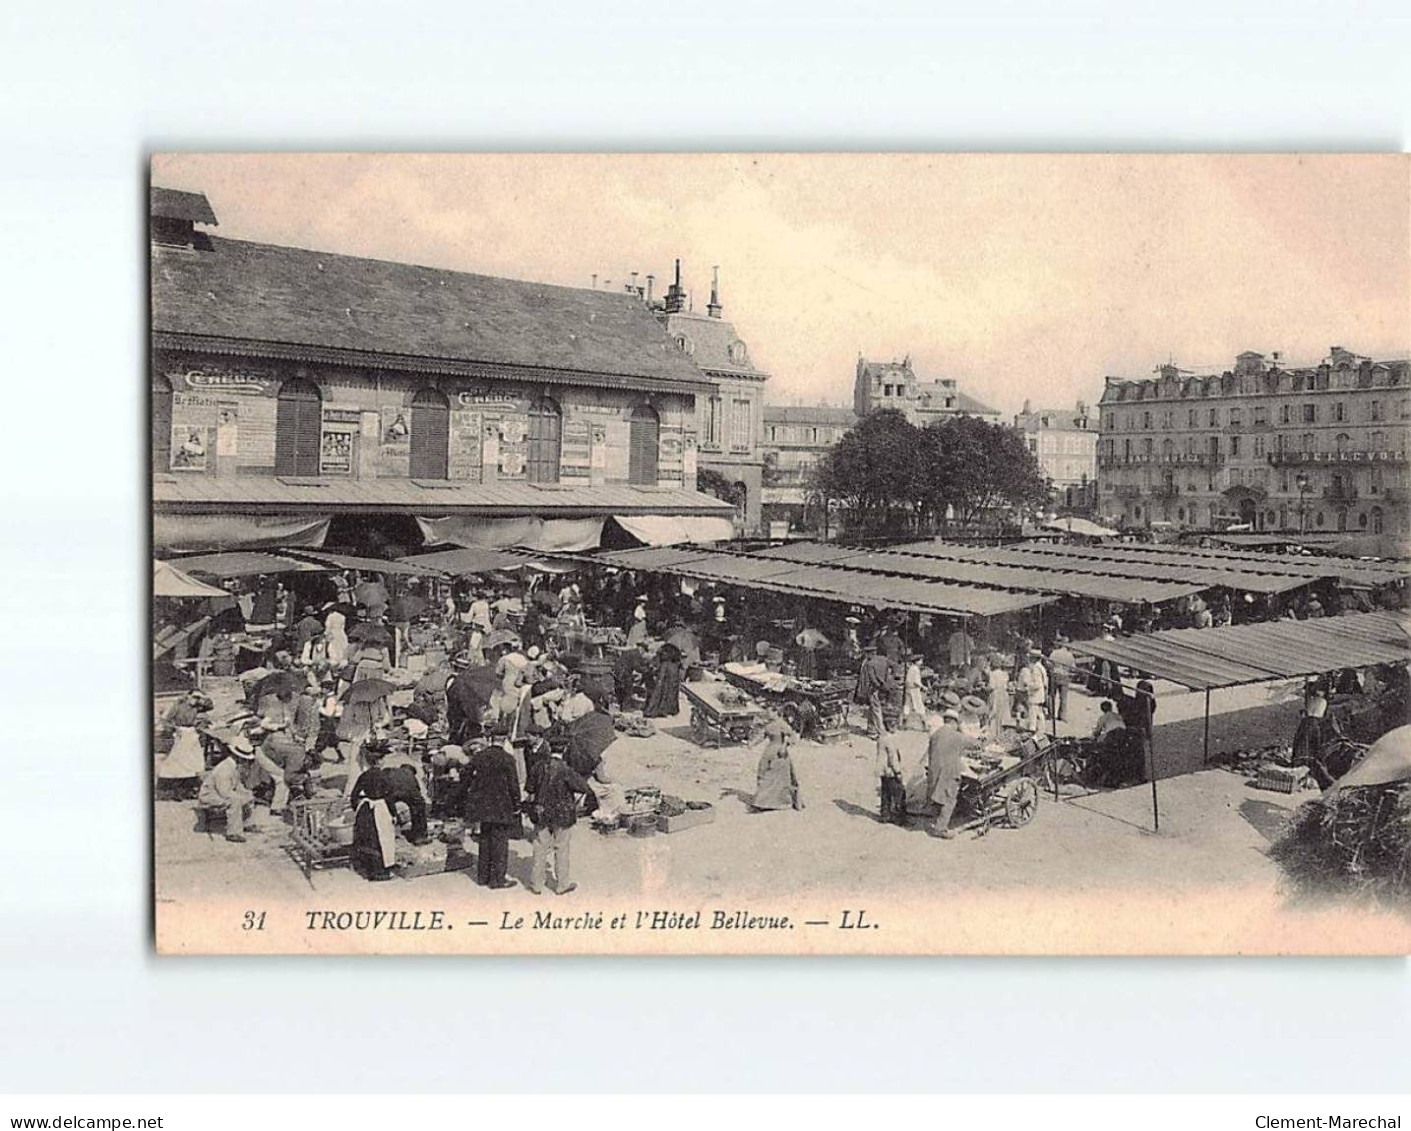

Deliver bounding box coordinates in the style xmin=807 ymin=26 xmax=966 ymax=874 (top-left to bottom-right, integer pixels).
xmin=1002 ymin=776 xmax=1040 ymax=828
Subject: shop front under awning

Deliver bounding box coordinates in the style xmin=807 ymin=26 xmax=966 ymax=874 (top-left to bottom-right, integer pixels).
xmin=1069 ymin=611 xmax=1410 ymax=691
xmin=611 ymin=514 xmax=736 ymax=547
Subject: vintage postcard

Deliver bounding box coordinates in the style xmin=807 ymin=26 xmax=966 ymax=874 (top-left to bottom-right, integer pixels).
xmin=150 ymin=153 xmax=1411 ymax=955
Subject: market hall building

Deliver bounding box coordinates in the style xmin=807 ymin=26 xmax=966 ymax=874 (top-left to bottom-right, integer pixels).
xmin=150 ymin=188 xmax=734 ymax=557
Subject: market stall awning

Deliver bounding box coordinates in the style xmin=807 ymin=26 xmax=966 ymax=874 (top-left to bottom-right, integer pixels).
xmin=578 ymin=546 xmax=1053 ymax=618
xmin=612 ymin=514 xmax=736 ymax=547
xmin=168 ymin=551 xmax=324 ymax=579
xmin=1069 ymin=611 xmax=1411 ymax=691
xmin=415 ymin=515 xmax=604 ymax=552
xmin=399 ymin=546 xmax=530 ymax=576
xmin=592 ymin=546 xmax=720 ymax=571
xmin=285 ymin=550 xmax=446 ymax=577
xmin=153 ymin=559 xmax=229 ymax=598
xmin=786 ymin=547 xmax=1208 ymax=605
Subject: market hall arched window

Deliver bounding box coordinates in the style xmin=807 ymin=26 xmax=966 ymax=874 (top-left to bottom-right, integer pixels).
xmin=274 ymin=378 xmax=322 ymax=476
xmin=628 ymin=402 xmax=660 ymax=485
xmin=409 ymin=387 xmax=450 ymax=479
xmin=526 ymin=396 xmax=562 ymax=484
xmin=152 ymin=375 xmax=173 ymax=470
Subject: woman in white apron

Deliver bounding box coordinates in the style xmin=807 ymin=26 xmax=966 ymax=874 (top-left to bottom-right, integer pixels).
xmin=348 ymin=742 xmax=398 ymax=881
xmin=156 ymin=692 xmax=210 ymax=798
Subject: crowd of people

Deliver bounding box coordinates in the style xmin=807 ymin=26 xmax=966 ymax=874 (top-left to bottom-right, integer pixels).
xmin=155 ymin=549 xmax=1409 ymax=880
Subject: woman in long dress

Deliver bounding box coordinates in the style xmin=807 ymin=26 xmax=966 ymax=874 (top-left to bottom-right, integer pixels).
xmin=986 ymin=654 xmax=1012 ymax=740
xmin=643 ymin=642 xmax=682 ymax=718
xmin=750 ymin=716 xmax=804 ymax=811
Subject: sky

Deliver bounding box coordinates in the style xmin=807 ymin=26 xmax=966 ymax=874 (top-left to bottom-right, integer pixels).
xmin=152 ymin=154 xmax=1408 ymax=415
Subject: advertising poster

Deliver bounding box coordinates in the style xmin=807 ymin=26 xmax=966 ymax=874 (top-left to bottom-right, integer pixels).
xmin=560 ymin=417 xmax=592 ymax=479
xmin=378 ymin=404 xmax=412 ymax=475
xmin=498 ymin=414 xmax=527 ymax=478
xmin=319 ymin=428 xmax=354 ymax=474
xmin=169 ymin=391 xmax=217 ymax=471
xmin=448 ymin=409 xmax=482 ymax=481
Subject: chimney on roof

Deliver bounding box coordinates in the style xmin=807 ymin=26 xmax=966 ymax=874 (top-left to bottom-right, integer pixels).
xmin=707 ymin=265 xmax=722 ymax=318
xmin=591 ymin=273 xmax=598 ymax=289
xmin=664 ymin=258 xmax=686 ymax=313
xmin=1022 ymin=398 xmax=1032 ymax=414
xmin=645 ymin=274 xmax=655 ymax=304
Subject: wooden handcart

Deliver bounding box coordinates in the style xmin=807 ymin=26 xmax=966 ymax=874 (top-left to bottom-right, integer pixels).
xmin=720 ymin=668 xmax=853 ymax=742
xmin=956 ymin=733 xmax=1055 ymax=834
xmin=682 ymin=681 xmax=766 ymax=748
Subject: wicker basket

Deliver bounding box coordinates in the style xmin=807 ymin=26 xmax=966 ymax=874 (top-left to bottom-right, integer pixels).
xmin=1256 ymin=763 xmax=1310 ymax=794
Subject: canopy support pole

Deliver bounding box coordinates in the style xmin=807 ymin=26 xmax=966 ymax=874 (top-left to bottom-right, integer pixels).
xmin=1148 ymin=742 xmax=1160 ymax=833
xmin=1202 ymin=689 xmax=1211 ymax=764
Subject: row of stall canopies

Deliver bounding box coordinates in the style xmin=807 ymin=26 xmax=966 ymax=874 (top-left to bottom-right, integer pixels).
xmin=156 ymin=534 xmax=1409 ymax=625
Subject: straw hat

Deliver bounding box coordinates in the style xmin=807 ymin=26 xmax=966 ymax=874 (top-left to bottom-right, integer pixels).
xmin=228 ymin=734 xmax=255 ymax=759
xmin=960 ymin=694 xmax=987 ymax=715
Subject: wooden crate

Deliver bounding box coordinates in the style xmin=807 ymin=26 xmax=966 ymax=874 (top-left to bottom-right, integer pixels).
xmin=656 ymin=804 xmax=716 ymax=834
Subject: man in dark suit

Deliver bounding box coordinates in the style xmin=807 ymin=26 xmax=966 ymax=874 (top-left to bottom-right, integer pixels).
xmin=463 ymin=741 xmax=522 ymax=889
xmin=525 ymin=746 xmax=592 ymax=895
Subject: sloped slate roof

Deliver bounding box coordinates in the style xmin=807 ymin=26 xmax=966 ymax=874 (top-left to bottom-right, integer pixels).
xmin=152 ymin=234 xmax=709 ymax=388
xmin=763 ymin=404 xmax=858 ymax=425
xmin=151 ymin=187 xmax=218 ymax=225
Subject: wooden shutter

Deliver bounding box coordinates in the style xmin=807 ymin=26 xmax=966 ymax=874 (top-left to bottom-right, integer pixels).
xmin=275 ymin=379 xmax=322 ymax=476
xmin=151 ymin=377 xmax=172 ymax=471
xmin=527 ymin=397 xmax=561 ymax=484
xmin=628 ymin=405 xmax=659 ymax=485
xmin=409 ymin=389 xmax=450 ymax=479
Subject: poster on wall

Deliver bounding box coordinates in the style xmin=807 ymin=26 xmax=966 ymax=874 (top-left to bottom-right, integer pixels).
xmin=448 ymin=409 xmax=483 ymax=481
xmin=498 ymin=415 xmax=527 ymax=479
xmin=169 ymin=391 xmax=218 ymax=471
xmin=320 ymin=428 xmax=354 ymax=474
xmin=378 ymin=404 xmax=412 ymax=475
xmin=561 ymin=418 xmax=592 ymax=479
xmin=215 ymin=403 xmax=240 ymax=461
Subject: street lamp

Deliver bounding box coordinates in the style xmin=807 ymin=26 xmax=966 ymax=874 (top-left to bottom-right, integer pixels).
xmin=1296 ymin=472 xmax=1310 ymax=533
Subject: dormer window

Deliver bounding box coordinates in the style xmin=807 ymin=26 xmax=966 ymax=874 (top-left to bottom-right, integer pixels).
xmin=727 ymin=340 xmax=748 ymax=364
xmin=674 ymin=335 xmax=694 ymax=355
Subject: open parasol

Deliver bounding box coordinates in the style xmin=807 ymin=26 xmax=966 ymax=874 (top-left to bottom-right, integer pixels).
xmin=250 ymin=669 xmax=307 ymax=704
xmin=347 ymin=622 xmax=395 ymax=646
xmin=344 ymin=678 xmax=397 ymax=704
xmin=154 ymin=559 xmax=229 ymax=599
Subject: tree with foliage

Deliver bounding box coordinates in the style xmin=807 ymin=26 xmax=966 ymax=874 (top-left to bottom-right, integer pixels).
xmin=916 ymin=414 xmax=1049 ymax=526
xmin=814 ymin=409 xmax=922 ymax=534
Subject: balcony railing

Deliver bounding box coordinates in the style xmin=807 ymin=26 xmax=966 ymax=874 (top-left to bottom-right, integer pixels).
xmin=1268 ymin=449 xmax=1409 ymax=467
xmin=1150 ymin=484 xmax=1180 ymax=499
xmin=1097 ymin=452 xmax=1223 ymax=468
xmin=1114 ymin=485 xmax=1141 ymax=498
xmin=1323 ymin=484 xmax=1359 ymax=501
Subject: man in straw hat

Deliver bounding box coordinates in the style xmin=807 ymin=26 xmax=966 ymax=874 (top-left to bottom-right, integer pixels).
xmin=197 ymin=732 xmax=258 ymax=843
